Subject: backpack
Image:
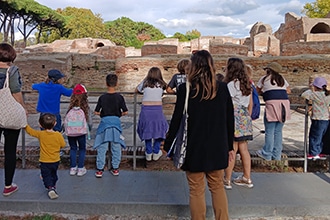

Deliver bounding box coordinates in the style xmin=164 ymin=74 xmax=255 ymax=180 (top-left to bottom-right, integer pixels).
xmin=251 ymin=84 xmax=260 ymax=120
xmin=64 ymin=107 xmax=88 ymax=136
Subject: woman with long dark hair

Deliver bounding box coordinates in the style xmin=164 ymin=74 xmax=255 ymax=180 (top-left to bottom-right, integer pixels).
xmin=164 ymin=50 xmax=234 ymax=220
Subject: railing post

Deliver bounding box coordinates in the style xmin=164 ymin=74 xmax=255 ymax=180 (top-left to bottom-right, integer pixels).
xmin=21 ymin=92 xmax=26 ymax=168
xmin=21 ymin=129 xmax=26 ymax=169
xmin=133 ymin=92 xmax=137 ymax=170
xmin=303 ymin=100 xmax=309 ymax=173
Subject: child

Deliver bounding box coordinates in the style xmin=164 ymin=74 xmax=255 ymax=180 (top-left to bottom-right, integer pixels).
xmin=166 ymin=59 xmax=190 ymax=94
xmin=25 ymin=113 xmax=66 ymax=200
xmin=65 ymin=84 xmax=92 ymax=176
xmin=223 ymin=57 xmax=254 ymax=189
xmin=256 ymin=62 xmax=291 ymax=161
xmin=32 ymin=69 xmax=72 ymax=131
xmin=301 ymin=77 xmax=330 ymax=160
xmin=136 ymin=67 xmax=168 ymax=161
xmin=93 ymin=73 xmax=128 ymax=177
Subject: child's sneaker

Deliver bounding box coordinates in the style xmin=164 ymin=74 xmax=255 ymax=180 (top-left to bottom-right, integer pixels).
xmin=3 ymin=184 xmax=18 ymax=196
xmin=319 ymin=154 xmax=328 ymax=160
xmin=153 ymin=150 xmax=163 ymax=161
xmin=233 ymin=176 xmax=254 ymax=188
xmin=223 ymin=178 xmax=232 ymax=190
xmin=111 ymin=168 xmax=119 ymax=176
xmin=145 ymin=153 xmax=152 ymax=161
xmin=95 ymin=169 xmax=103 ymax=178
xmin=69 ymin=166 xmax=78 ymax=176
xmin=77 ymin=167 xmax=87 ymax=177
xmin=48 ymin=187 xmax=59 ymax=200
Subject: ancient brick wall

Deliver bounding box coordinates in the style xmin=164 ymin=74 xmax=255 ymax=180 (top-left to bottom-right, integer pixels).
xmin=17 ymin=53 xmax=330 ymax=92
xmin=91 ymin=46 xmax=125 ymax=60
xmin=281 ymin=41 xmax=330 ymax=56
xmin=141 ymin=45 xmax=177 ymax=56
xmin=209 ymin=42 xmax=248 ymax=56
xmin=275 ymin=13 xmax=305 ymax=45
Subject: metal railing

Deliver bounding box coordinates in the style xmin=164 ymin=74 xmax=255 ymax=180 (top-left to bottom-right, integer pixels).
xmin=15 ymin=92 xmax=316 ymax=172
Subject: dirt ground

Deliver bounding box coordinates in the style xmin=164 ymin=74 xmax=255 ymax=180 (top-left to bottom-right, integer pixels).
xmin=6 ymin=148 xmax=330 ymax=173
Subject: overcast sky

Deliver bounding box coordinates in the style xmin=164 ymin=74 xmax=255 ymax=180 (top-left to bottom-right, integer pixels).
xmin=34 ymin=0 xmax=310 ymax=38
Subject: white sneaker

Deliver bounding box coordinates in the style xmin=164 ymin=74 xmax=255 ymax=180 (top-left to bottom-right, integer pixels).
xmin=48 ymin=189 xmax=59 ymax=200
xmin=77 ymin=167 xmax=87 ymax=177
xmin=153 ymin=150 xmax=163 ymax=161
xmin=69 ymin=166 xmax=77 ymax=176
xmin=223 ymin=178 xmax=232 ymax=190
xmin=145 ymin=153 xmax=152 ymax=161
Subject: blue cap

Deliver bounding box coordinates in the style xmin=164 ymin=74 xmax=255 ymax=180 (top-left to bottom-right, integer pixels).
xmin=48 ymin=69 xmax=65 ymax=81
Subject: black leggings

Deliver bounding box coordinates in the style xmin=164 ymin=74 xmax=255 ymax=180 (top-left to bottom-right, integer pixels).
xmin=0 ymin=128 xmax=20 ymax=186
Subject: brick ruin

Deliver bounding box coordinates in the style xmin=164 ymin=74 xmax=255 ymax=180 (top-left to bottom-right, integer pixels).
xmin=14 ymin=12 xmax=330 ymax=113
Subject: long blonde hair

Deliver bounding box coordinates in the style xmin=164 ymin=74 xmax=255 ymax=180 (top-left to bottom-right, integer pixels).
xmin=187 ymin=50 xmax=217 ymax=100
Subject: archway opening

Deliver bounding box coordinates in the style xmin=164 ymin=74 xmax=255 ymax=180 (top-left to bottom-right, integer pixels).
xmin=310 ymin=22 xmax=330 ymax=33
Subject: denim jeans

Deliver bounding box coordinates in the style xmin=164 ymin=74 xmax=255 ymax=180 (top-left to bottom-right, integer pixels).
xmin=96 ymin=142 xmax=121 ymax=170
xmin=309 ymin=119 xmax=329 ymax=156
xmin=261 ymin=116 xmax=284 ymax=160
xmin=40 ymin=162 xmax=59 ymax=189
xmin=145 ymin=138 xmax=163 ymax=154
xmin=68 ymin=135 xmax=86 ymax=168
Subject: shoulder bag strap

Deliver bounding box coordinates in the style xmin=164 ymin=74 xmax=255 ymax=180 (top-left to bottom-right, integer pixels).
xmin=184 ymin=81 xmax=190 ymax=114
xmin=3 ymin=67 xmax=10 ymax=89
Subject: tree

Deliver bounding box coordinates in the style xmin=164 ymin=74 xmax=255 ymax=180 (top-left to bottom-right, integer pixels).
xmin=171 ymin=29 xmax=201 ymax=42
xmin=303 ymin=0 xmax=330 ymax=18
xmin=104 ymin=17 xmax=165 ymax=48
xmin=185 ymin=29 xmax=201 ymax=40
xmin=172 ymin=32 xmax=188 ymax=42
xmin=0 ymin=0 xmax=19 ymax=44
xmin=0 ymin=0 xmax=65 ymax=46
xmin=60 ymin=7 xmax=108 ymax=39
xmin=39 ymin=7 xmax=108 ymax=43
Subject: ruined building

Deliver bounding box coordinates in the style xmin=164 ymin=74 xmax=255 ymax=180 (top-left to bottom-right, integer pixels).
xmin=16 ymin=12 xmax=330 ymax=114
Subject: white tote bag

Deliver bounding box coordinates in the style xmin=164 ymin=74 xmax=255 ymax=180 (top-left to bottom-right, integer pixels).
xmin=0 ymin=68 xmax=27 ymax=129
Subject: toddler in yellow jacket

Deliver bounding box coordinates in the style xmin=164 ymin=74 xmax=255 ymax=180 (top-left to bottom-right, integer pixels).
xmin=25 ymin=113 xmax=66 ymax=200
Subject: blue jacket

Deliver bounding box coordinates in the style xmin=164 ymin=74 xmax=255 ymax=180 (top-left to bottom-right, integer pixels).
xmin=93 ymin=116 xmax=126 ymax=149
xmin=32 ymin=82 xmax=72 ymax=114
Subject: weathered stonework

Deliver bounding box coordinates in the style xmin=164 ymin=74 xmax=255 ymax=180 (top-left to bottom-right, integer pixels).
xmin=275 ymin=12 xmax=330 ymax=56
xmin=17 ymin=12 xmax=330 ymax=115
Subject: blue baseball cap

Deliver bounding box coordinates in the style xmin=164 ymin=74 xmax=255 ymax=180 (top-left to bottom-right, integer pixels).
xmin=48 ymin=69 xmax=65 ymax=81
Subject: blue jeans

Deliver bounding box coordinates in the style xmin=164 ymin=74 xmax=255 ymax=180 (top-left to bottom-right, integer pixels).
xmin=40 ymin=162 xmax=59 ymax=189
xmin=68 ymin=135 xmax=86 ymax=168
xmin=261 ymin=117 xmax=284 ymax=160
xmin=309 ymin=119 xmax=329 ymax=156
xmin=96 ymin=142 xmax=121 ymax=170
xmin=145 ymin=138 xmax=162 ymax=154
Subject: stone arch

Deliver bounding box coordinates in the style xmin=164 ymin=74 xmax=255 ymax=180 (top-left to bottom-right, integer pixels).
xmin=96 ymin=42 xmax=105 ymax=47
xmin=257 ymin=25 xmax=267 ymax=33
xmin=310 ymin=22 xmax=330 ymax=33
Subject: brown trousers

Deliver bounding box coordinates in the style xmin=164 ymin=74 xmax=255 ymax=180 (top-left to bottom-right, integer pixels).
xmin=186 ymin=170 xmax=229 ymax=220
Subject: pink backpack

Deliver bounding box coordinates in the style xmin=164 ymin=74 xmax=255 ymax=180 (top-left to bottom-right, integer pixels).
xmin=64 ymin=107 xmax=88 ymax=137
